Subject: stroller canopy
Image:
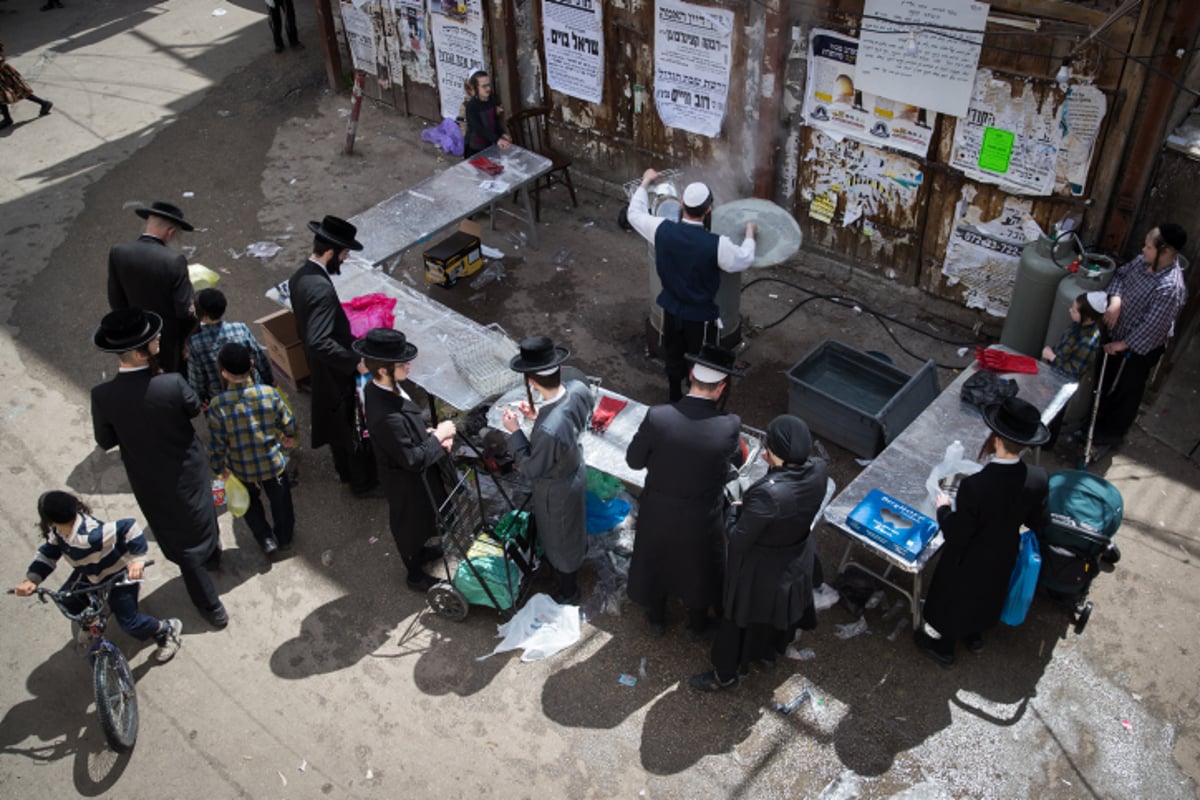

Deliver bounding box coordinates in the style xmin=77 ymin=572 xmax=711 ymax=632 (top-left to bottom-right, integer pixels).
xmin=1047 ymin=470 xmax=1124 ymax=540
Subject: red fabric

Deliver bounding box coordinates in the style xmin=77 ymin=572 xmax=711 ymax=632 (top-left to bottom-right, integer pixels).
xmin=590 ymin=395 xmax=628 ymax=433
xmin=468 ymin=156 xmax=504 ymax=176
xmin=341 ymin=293 xmax=397 ymax=339
xmin=974 ymin=347 xmax=1039 ymax=374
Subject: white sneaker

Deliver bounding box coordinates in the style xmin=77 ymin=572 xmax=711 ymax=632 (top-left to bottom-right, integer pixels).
xmin=154 ymin=618 xmax=183 ymax=663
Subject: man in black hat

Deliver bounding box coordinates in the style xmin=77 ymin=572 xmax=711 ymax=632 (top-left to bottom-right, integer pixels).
xmin=691 ymin=414 xmax=828 ymax=691
xmin=91 ymin=308 xmax=228 ymax=628
xmin=288 ymin=215 xmax=380 ymax=497
xmin=914 ymin=396 xmax=1050 ymax=667
xmin=625 ymin=344 xmax=745 ymax=639
xmin=108 ymin=201 xmax=198 ymax=374
xmin=501 ymin=336 xmax=592 ymax=604
xmin=627 ymin=168 xmax=757 ymax=402
xmin=355 ymin=328 xmax=456 ymax=591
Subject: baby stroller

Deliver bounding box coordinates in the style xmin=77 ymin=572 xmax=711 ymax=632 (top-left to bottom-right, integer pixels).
xmin=1037 ymin=470 xmax=1123 ymax=634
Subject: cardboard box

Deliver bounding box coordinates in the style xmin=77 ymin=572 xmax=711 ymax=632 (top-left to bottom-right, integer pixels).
xmin=255 ymin=308 xmax=310 ymax=388
xmin=424 ymin=220 xmax=483 ymax=287
xmin=846 ymin=489 xmax=939 ymax=562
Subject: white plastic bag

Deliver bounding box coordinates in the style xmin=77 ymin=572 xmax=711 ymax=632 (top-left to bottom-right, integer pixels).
xmin=924 ymin=440 xmax=983 ymax=516
xmin=481 ymin=593 xmax=581 ymax=662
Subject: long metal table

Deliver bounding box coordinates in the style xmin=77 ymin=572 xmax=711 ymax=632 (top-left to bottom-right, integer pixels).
xmin=821 ymin=351 xmax=1077 ymax=628
xmin=349 ymin=143 xmax=553 ymax=267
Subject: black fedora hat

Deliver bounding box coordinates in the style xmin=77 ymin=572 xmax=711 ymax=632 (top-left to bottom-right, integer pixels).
xmin=685 ymin=344 xmax=744 ymax=379
xmin=93 ymin=308 xmax=163 ymax=352
xmin=308 ymin=215 xmax=364 ymax=251
xmin=352 ymin=328 xmax=418 ymax=363
xmin=135 ymin=201 xmax=194 ymax=232
xmin=509 ymin=335 xmax=570 ymax=373
xmin=982 ymin=397 xmax=1050 ymax=447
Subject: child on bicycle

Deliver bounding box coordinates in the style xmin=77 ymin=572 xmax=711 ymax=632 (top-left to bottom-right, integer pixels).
xmin=13 ymin=491 xmax=183 ymax=663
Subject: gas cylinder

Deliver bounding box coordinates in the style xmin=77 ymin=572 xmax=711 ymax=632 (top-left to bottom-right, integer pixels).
xmin=999 ymin=235 xmax=1079 ymax=357
xmin=1042 ymin=255 xmax=1116 ymax=351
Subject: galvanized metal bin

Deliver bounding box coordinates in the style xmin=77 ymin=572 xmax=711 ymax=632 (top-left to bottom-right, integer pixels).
xmin=787 ymin=340 xmax=940 ymax=458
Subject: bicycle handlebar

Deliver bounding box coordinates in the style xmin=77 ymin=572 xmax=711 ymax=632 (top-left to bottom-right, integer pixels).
xmin=8 ymin=560 xmax=157 ymax=602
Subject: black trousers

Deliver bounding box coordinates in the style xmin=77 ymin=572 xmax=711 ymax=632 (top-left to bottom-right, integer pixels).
xmin=710 ymin=618 xmax=791 ymax=682
xmin=662 ymin=312 xmax=717 ymax=403
xmin=269 ymin=0 xmax=299 ymax=47
xmin=330 ymin=439 xmax=377 ymax=493
xmin=180 ymin=562 xmax=222 ymax=613
xmin=243 ymin=473 xmax=295 ymax=547
xmin=1093 ymin=346 xmax=1163 ymax=443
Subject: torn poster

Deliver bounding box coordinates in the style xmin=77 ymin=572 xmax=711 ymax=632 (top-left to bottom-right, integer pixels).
xmin=941 ymin=186 xmax=1033 ymax=316
xmin=653 ymin=0 xmax=733 ymax=138
xmin=340 ymin=0 xmax=379 ymax=76
xmin=802 ymin=28 xmax=936 ymax=159
xmin=430 ymin=1 xmax=485 ymax=120
xmin=543 ymin=0 xmax=604 ymax=104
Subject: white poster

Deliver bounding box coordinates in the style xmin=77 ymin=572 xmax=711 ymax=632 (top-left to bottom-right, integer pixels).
xmin=653 ymin=0 xmax=734 ymax=138
xmin=430 ymin=1 xmax=485 ymax=120
xmin=941 ymin=186 xmax=1033 ymax=316
xmin=802 ymin=29 xmax=935 ymax=159
xmin=340 ymin=0 xmax=379 ymax=76
xmin=542 ymin=0 xmax=604 ymax=104
xmin=1058 ymin=84 xmax=1107 ymax=196
xmin=855 ymin=0 xmax=988 ymax=118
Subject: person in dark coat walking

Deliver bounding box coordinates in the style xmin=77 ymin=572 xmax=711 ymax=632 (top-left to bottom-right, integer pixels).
xmin=1 ymin=41 xmax=53 ymax=129
xmin=288 ymin=215 xmax=379 ymax=497
xmin=107 ymin=201 xmax=197 ymax=375
xmin=355 ymin=328 xmax=455 ymax=591
xmin=90 ymin=308 xmax=227 ymax=628
xmin=691 ymin=415 xmax=828 ymax=691
xmin=501 ymin=336 xmax=591 ymax=605
xmin=267 ymin=0 xmax=303 ymax=53
xmin=914 ymin=397 xmax=1051 ymax=667
xmin=626 ymin=345 xmax=744 ymax=638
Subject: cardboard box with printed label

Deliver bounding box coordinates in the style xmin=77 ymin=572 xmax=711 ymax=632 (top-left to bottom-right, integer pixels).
xmin=255 ymin=308 xmax=310 ymax=388
xmin=424 ymin=219 xmax=484 ymax=287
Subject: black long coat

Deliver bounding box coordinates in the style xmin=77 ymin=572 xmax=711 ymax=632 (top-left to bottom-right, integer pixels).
xmin=923 ymin=460 xmax=1050 ymax=638
xmin=107 ymin=234 xmax=195 ymax=374
xmin=288 ymin=260 xmax=359 ymax=450
xmin=363 ymin=382 xmax=447 ymax=558
xmin=91 ymin=369 xmax=219 ymax=568
xmin=723 ymin=461 xmax=828 ymax=630
xmin=625 ymin=395 xmax=743 ymax=609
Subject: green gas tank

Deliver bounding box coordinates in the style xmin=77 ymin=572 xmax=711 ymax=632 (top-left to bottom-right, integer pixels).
xmin=1042 ymin=254 xmax=1116 ymax=351
xmin=1000 ymin=235 xmax=1078 ymax=357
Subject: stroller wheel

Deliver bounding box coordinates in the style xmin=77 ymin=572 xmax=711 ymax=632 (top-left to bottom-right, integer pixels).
xmin=1074 ymin=601 xmax=1093 ymax=635
xmin=1101 ymin=544 xmax=1121 ymax=565
xmin=428 ymin=581 xmax=469 ymax=622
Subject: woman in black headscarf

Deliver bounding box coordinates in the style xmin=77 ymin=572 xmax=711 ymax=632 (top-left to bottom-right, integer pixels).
xmin=691 ymin=415 xmax=829 ymax=691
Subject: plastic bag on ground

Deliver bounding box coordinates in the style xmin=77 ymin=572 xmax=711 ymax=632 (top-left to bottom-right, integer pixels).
xmin=420 ymin=117 xmax=465 ymax=156
xmin=586 ymin=492 xmax=631 ymax=534
xmin=482 ymin=593 xmax=580 ymax=661
xmin=586 ymin=468 xmax=624 ymax=501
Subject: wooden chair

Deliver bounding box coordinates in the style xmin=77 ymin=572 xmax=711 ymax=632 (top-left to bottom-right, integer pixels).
xmin=507 ymin=106 xmax=578 ymax=222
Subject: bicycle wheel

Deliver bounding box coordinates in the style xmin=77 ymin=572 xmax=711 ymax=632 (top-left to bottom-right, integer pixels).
xmin=93 ymin=645 xmax=139 ymax=752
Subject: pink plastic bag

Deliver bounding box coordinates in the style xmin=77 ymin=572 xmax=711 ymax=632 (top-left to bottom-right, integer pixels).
xmin=341 ymin=293 xmax=397 ymax=338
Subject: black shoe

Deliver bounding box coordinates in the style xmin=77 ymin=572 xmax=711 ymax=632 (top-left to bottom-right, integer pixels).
xmin=274 ymin=43 xmax=285 ymax=54
xmin=418 ymin=544 xmax=444 ymax=564
xmin=353 ymin=484 xmax=385 ymax=499
xmin=278 ymin=540 xmax=294 ymax=552
xmin=689 ymin=670 xmax=738 ymax=692
xmin=202 ymin=603 xmax=230 ymax=628
xmin=261 ymin=537 xmax=280 ymax=556
xmin=405 ymin=572 xmax=439 ymax=592
xmin=38 ymin=101 xmax=53 ymax=117
xmin=965 ymin=632 xmax=984 ymax=654
xmin=750 ymin=658 xmax=778 ymax=673
xmin=686 ymin=622 xmax=717 ymax=643
xmin=913 ymin=630 xmax=955 ymax=669
xmin=290 ymin=40 xmax=305 ymax=50
xmin=552 ymin=588 xmax=581 ymax=606
xmin=0 ymin=118 xmax=12 ymax=131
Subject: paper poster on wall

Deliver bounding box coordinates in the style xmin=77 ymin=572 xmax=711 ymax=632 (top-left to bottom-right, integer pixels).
xmin=1057 ymin=84 xmax=1107 ymax=196
xmin=542 ymin=0 xmax=604 ymax=104
xmin=341 ymin=0 xmax=379 ymax=76
xmin=388 ymin=0 xmax=435 ymax=84
xmin=802 ymin=29 xmax=936 ymax=159
xmin=430 ymin=1 xmax=484 ymax=120
xmin=653 ymin=0 xmax=733 ymax=138
xmin=941 ymin=186 xmax=1032 ymax=316
xmin=854 ymin=0 xmax=988 ymax=118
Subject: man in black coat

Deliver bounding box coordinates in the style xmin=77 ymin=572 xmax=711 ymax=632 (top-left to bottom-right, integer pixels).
xmin=288 ymin=215 xmax=379 ymax=496
xmin=90 ymin=308 xmax=227 ymax=627
xmin=107 ymin=201 xmax=197 ymax=374
xmin=691 ymin=415 xmax=827 ymax=691
xmin=354 ymin=328 xmax=455 ymax=591
xmin=626 ymin=345 xmax=744 ymax=639
xmin=914 ymin=397 xmax=1051 ymax=667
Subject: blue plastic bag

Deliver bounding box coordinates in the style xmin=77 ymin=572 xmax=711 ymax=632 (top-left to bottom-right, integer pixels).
xmin=586 ymin=492 xmax=630 ymax=534
xmin=1000 ymin=530 xmax=1042 ymax=626
xmin=420 ymin=117 xmax=465 ymax=156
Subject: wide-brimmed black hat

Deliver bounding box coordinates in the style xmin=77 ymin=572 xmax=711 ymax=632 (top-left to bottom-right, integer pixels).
xmin=352 ymin=328 xmax=418 ymax=363
xmin=685 ymin=344 xmax=744 ymax=379
xmin=135 ymin=201 xmax=194 ymax=232
xmin=308 ymin=215 xmax=364 ymax=251
xmin=509 ymin=335 xmax=570 ymax=373
xmin=982 ymin=397 xmax=1050 ymax=447
xmin=93 ymin=308 xmax=162 ymax=352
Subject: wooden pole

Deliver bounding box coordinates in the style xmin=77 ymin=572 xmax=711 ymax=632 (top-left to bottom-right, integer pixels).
xmin=344 ymin=71 xmax=365 ymax=155
xmin=314 ymin=0 xmax=344 ymax=92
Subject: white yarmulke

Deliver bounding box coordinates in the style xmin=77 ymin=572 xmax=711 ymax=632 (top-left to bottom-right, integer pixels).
xmin=1086 ymin=291 xmax=1108 ymax=314
xmin=535 ymin=366 xmax=561 ymax=376
xmin=682 ymin=182 xmax=711 ymax=208
xmin=691 ymin=363 xmax=726 ymax=383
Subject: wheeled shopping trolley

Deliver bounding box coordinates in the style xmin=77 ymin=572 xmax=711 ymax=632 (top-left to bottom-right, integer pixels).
xmin=1038 ymin=469 xmax=1123 ymax=634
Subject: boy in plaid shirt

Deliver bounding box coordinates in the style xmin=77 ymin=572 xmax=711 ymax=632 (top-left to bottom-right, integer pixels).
xmin=208 ymin=343 xmax=296 ymax=555
xmin=189 ymin=288 xmax=274 ymax=406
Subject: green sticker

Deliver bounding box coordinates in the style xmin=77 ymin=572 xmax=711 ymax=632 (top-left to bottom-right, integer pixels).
xmin=979 ymin=127 xmax=1014 ymax=173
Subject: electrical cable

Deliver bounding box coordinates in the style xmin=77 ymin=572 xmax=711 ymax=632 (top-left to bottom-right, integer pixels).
xmin=740 ymin=276 xmax=981 ymax=371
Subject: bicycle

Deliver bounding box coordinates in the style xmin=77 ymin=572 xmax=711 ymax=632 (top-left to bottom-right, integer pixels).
xmin=8 ymin=561 xmax=155 ymax=753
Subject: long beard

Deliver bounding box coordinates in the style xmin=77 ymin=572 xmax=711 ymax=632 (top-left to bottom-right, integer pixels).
xmin=327 ymin=251 xmax=344 ymax=275
xmin=147 ymin=353 xmax=163 ymax=375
